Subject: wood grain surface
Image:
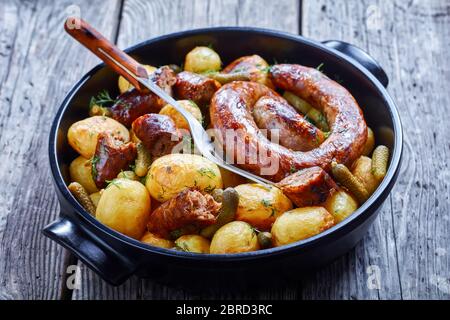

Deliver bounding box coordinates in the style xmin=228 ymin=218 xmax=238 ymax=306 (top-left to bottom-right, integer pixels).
xmin=0 ymin=0 xmax=122 ymax=299
xmin=301 ymin=0 xmax=450 ymax=300
xmin=0 ymin=0 xmax=448 ymax=300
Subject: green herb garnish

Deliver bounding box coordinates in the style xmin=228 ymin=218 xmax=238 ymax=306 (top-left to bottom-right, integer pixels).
xmin=89 ymin=90 xmax=115 ymax=109
xmin=204 ymin=185 xmax=216 ymax=193
xmin=316 ymin=62 xmax=325 ymax=72
xmin=197 ymin=167 xmax=217 ymax=179
xmin=91 ymin=155 xmax=99 ymax=179
xmin=105 ymin=179 xmax=121 ymax=189
xmin=261 ymin=199 xmax=272 ymax=207
xmin=175 ymin=243 xmax=190 ymax=252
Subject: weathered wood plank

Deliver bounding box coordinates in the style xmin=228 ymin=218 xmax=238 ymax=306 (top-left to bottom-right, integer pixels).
xmin=301 ymin=0 xmax=450 ymax=299
xmin=116 ymin=0 xmax=300 ymax=48
xmin=0 ymin=0 xmax=122 ymax=299
xmin=72 ymin=0 xmax=300 ymax=300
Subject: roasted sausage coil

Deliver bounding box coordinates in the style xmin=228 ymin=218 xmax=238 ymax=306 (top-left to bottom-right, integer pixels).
xmin=210 ymin=64 xmax=367 ymax=182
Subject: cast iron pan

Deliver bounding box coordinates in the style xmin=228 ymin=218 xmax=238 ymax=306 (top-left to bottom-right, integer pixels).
xmin=43 ymin=27 xmax=402 ymax=287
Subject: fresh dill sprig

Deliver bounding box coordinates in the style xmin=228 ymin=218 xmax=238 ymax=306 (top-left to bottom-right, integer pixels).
xmin=316 ymin=62 xmax=325 ymax=72
xmin=261 ymin=199 xmax=272 ymax=207
xmin=90 ymin=155 xmax=99 ymax=179
xmin=105 ymin=179 xmax=122 ymax=189
xmin=89 ymin=90 xmax=115 ymax=109
xmin=197 ymin=167 xmax=216 ymax=179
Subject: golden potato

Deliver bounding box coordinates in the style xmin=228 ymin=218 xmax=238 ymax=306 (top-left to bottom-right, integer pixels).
xmin=159 ymin=100 xmax=203 ymax=131
xmin=234 ymin=184 xmax=293 ymax=230
xmin=271 ymin=207 xmax=335 ymax=246
xmin=89 ymin=190 xmax=103 ymax=208
xmin=69 ymin=156 xmax=98 ymax=194
xmin=117 ymin=170 xmax=139 ymax=181
xmin=146 ymin=154 xmax=223 ymax=202
xmin=210 ymin=221 xmax=259 ymax=254
xmin=184 ymin=46 xmax=222 ymax=73
xmin=96 ymin=178 xmax=151 ymax=239
xmin=219 ymin=168 xmax=248 ymax=188
xmin=118 ymin=65 xmax=157 ymax=94
xmin=67 ymin=116 xmax=129 ymax=159
xmin=141 ymin=231 xmax=174 ymax=249
xmin=324 ymin=190 xmax=358 ymax=223
xmin=362 ymin=127 xmax=375 ymax=156
xmin=351 ymin=156 xmax=380 ymax=195
xmin=175 ymin=235 xmax=210 ymax=253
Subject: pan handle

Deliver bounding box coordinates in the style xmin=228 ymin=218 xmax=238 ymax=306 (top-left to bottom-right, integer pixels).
xmin=64 ymin=17 xmax=148 ymax=91
xmin=42 ymin=215 xmax=138 ymax=286
xmin=322 ymin=40 xmax=389 ymax=87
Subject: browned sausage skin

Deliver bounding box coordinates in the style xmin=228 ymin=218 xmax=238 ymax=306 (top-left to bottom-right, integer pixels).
xmin=147 ymin=188 xmax=221 ymax=238
xmin=110 ymin=66 xmax=176 ymax=126
xmin=131 ymin=113 xmax=181 ymax=158
xmin=210 ymin=64 xmax=367 ymax=182
xmin=276 ymin=166 xmax=339 ymax=207
xmin=174 ymin=71 xmax=221 ymax=107
xmin=252 ymin=96 xmax=325 ymax=151
xmin=92 ymin=133 xmax=137 ymax=188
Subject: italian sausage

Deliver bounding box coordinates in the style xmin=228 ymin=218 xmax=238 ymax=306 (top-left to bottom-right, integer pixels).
xmin=92 ymin=133 xmax=137 ymax=188
xmin=252 ymin=96 xmax=325 ymax=151
xmin=110 ymin=66 xmax=176 ymax=126
xmin=174 ymin=71 xmax=221 ymax=107
xmin=210 ymin=64 xmax=367 ymax=182
xmin=147 ymin=188 xmax=221 ymax=238
xmin=131 ymin=113 xmax=181 ymax=158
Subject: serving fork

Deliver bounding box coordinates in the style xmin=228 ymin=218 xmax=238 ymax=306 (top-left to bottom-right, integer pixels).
xmin=65 ymin=17 xmax=274 ymax=188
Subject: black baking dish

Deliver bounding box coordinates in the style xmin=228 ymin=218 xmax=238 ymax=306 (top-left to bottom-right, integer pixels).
xmin=43 ymin=27 xmax=402 ymax=287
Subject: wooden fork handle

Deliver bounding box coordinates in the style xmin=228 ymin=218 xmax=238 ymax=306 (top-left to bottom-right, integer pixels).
xmin=64 ymin=17 xmax=148 ymax=91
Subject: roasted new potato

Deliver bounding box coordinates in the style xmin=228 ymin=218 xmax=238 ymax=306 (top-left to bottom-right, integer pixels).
xmin=141 ymin=231 xmax=174 ymax=249
xmin=96 ymin=178 xmax=151 ymax=239
xmin=351 ymin=156 xmax=380 ymax=195
xmin=145 ymin=153 xmax=223 ymax=202
xmin=210 ymin=221 xmax=259 ymax=254
xmin=175 ymin=235 xmax=210 ymax=253
xmin=69 ymin=156 xmax=98 ymax=194
xmin=89 ymin=190 xmax=103 ymax=208
xmin=324 ymin=190 xmax=358 ymax=223
xmin=67 ymin=116 xmax=129 ymax=159
xmin=234 ymin=184 xmax=293 ymax=230
xmin=159 ymin=100 xmax=203 ymax=131
xmin=118 ymin=65 xmax=157 ymax=94
xmin=362 ymin=127 xmax=375 ymax=156
xmin=271 ymin=207 xmax=335 ymax=246
xmin=222 ymin=55 xmax=273 ymax=88
xmin=184 ymin=46 xmax=222 ymax=73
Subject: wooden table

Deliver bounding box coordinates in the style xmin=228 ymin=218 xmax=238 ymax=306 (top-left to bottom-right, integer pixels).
xmin=0 ymin=0 xmax=448 ymax=300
